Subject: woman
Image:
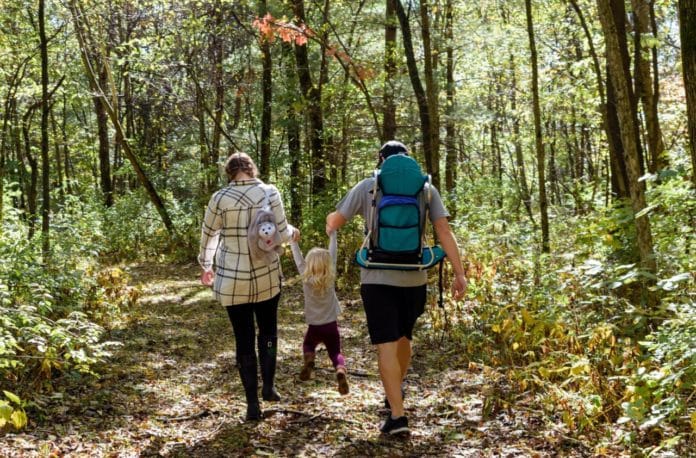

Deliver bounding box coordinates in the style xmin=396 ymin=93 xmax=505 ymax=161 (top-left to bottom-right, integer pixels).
xmin=198 ymin=152 xmax=298 ymax=421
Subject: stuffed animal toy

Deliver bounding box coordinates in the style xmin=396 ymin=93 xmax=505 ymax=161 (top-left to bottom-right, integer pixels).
xmin=257 ymin=221 xmax=277 ymax=249
xmin=248 ymin=207 xmax=283 ymax=264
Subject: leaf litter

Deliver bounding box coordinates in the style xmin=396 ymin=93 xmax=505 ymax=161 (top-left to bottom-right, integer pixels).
xmin=0 ymin=262 xmax=590 ymax=457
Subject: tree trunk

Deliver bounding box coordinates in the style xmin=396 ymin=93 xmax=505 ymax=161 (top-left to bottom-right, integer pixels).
xmin=95 ymin=65 xmax=113 ymax=207
xmin=598 ymin=0 xmax=657 ymax=277
xmin=22 ymin=107 xmax=38 ymax=239
xmin=39 ymin=0 xmax=50 ymax=257
xmin=631 ymin=0 xmax=667 ymax=173
xmin=194 ymin=79 xmax=210 ymax=193
xmin=49 ymin=110 xmax=64 ymax=202
xmin=209 ymin=2 xmax=225 ymax=173
xmin=525 ymin=0 xmax=550 ymax=253
xmin=62 ymin=96 xmax=72 ymax=195
xmin=510 ymin=53 xmax=535 ymax=225
xmin=394 ymin=1 xmax=434 ymax=183
xmin=382 ymin=0 xmax=397 ymax=143
xmin=606 ymin=69 xmax=630 ymax=198
xmin=678 ymin=0 xmax=696 ymax=187
xmin=420 ymin=0 xmax=440 ymax=188
xmin=283 ymin=42 xmax=303 ymax=223
xmin=259 ymin=0 xmax=272 ymax=180
xmin=568 ymin=0 xmax=628 ymax=200
xmin=488 ymin=75 xmax=503 ymax=211
xmin=444 ymin=0 xmax=456 ymax=194
xmin=288 ymin=106 xmax=302 ymax=224
xmin=292 ymin=0 xmax=326 ymax=194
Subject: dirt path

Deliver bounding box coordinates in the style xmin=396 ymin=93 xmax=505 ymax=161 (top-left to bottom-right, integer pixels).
xmin=2 ymin=262 xmax=586 ymax=457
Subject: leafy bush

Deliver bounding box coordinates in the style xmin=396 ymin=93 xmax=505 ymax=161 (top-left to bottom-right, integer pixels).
xmin=0 ymin=207 xmax=134 ymax=430
xmin=422 ymin=180 xmax=695 ymax=453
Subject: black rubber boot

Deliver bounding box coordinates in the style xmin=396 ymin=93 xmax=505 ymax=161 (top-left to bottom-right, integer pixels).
xmin=258 ymin=335 xmax=281 ymax=402
xmin=237 ymin=354 xmax=261 ymax=421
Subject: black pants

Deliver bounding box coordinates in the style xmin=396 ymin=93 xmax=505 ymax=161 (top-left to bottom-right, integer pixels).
xmin=225 ymin=294 xmax=280 ymax=358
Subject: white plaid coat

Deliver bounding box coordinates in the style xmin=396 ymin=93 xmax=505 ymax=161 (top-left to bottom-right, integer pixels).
xmin=198 ymin=178 xmax=294 ymax=306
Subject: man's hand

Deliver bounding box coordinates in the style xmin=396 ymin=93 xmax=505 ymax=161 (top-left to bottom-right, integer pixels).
xmin=452 ymin=273 xmax=468 ymax=300
xmin=326 ymin=211 xmax=347 ymax=236
xmin=200 ymin=269 xmax=214 ymax=286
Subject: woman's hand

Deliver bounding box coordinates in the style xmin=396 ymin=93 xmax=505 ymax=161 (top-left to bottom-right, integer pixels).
xmin=200 ymin=269 xmax=214 ymax=286
xmin=292 ymin=226 xmax=301 ymax=243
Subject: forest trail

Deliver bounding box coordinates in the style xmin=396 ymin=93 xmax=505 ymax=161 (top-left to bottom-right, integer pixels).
xmin=2 ymin=262 xmax=587 ymax=457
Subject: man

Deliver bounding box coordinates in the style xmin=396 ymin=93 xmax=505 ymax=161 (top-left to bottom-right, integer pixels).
xmin=326 ymin=140 xmax=467 ymax=435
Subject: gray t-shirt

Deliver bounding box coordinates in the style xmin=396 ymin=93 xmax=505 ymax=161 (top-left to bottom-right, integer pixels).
xmin=336 ymin=176 xmax=450 ymax=287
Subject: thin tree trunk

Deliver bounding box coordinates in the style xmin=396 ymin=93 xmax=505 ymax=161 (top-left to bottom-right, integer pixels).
xmin=420 ymin=0 xmax=440 ymax=187
xmin=259 ymin=0 xmax=272 ymax=180
xmin=209 ymin=1 xmax=225 ymax=173
xmin=22 ymin=107 xmax=38 ymax=239
xmin=49 ymin=110 xmax=64 ymax=202
xmin=678 ymin=0 xmax=696 ymax=187
xmin=525 ymin=0 xmax=550 ymax=253
xmin=568 ymin=0 xmax=628 ymax=200
xmin=39 ymin=0 xmax=50 ymax=257
xmin=598 ymin=0 xmax=657 ymax=278
xmin=510 ymin=53 xmax=535 ymax=225
xmin=194 ymin=78 xmax=210 ymax=192
xmin=62 ymin=95 xmax=72 ymax=195
xmin=394 ymin=1 xmax=434 ymax=182
xmin=292 ymin=0 xmax=326 ymax=194
xmin=95 ymin=65 xmax=113 ymax=207
xmin=444 ymin=0 xmax=456 ymax=194
xmin=382 ymin=0 xmax=397 ymax=142
xmin=631 ymin=0 xmax=666 ymax=173
xmin=288 ymin=109 xmax=302 ymax=222
xmin=283 ymin=42 xmax=302 ymax=223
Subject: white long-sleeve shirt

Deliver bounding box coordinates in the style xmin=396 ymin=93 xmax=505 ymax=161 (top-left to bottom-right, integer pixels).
xmin=290 ymin=232 xmax=341 ymax=325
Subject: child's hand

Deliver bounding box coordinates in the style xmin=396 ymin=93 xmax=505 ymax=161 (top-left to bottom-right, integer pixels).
xmin=292 ymin=226 xmax=301 ymax=242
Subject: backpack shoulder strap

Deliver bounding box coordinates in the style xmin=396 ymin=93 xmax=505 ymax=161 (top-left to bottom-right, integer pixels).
xmin=257 ymin=183 xmax=272 ymax=209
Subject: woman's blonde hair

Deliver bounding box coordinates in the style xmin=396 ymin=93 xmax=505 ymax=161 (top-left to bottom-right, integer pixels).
xmin=224 ymin=152 xmax=258 ymax=181
xmin=302 ymin=247 xmax=335 ymax=294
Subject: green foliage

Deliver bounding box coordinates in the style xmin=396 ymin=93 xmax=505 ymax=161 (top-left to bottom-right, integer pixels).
xmin=421 ymin=176 xmax=695 ymax=452
xmin=620 ymin=302 xmax=695 ymax=432
xmin=0 ymin=207 xmax=134 ymax=429
xmin=100 ymin=189 xmax=199 ymax=263
xmin=0 ymin=391 xmax=27 ymax=431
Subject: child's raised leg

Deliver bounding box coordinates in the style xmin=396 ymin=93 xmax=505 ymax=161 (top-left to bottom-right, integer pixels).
xmin=300 ymin=326 xmax=319 ymax=381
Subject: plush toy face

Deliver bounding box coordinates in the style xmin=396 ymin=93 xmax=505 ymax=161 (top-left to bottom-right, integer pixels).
xmin=258 ymin=222 xmax=276 ymax=241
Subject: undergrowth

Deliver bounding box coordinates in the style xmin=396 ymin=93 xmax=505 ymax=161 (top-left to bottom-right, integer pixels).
xmin=419 ymin=176 xmax=695 ymax=456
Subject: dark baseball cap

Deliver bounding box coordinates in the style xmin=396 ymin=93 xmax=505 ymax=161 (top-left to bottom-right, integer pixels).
xmin=378 ymin=140 xmax=409 ymax=162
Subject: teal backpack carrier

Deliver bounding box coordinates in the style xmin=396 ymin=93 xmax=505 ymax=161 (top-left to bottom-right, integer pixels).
xmin=355 ymin=154 xmax=446 ymax=271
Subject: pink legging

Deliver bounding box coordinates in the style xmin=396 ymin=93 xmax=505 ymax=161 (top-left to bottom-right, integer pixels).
xmin=302 ymin=321 xmax=345 ymax=368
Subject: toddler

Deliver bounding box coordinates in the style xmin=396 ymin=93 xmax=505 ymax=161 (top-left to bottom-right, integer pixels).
xmin=290 ymin=231 xmax=349 ymax=395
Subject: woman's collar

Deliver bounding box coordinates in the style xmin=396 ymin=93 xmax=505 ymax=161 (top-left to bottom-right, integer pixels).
xmin=229 ymin=177 xmax=261 ymax=186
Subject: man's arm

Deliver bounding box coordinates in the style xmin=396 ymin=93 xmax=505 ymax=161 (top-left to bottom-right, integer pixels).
xmin=326 ymin=211 xmax=348 ymax=236
xmin=433 ymin=217 xmax=467 ymax=300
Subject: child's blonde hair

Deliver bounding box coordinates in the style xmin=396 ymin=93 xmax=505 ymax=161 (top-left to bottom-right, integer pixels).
xmin=302 ymin=247 xmax=335 ymax=294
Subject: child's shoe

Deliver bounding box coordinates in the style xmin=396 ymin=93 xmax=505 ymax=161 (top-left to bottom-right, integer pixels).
xmin=299 ymin=352 xmax=315 ymax=381
xmin=336 ymin=366 xmax=349 ymax=395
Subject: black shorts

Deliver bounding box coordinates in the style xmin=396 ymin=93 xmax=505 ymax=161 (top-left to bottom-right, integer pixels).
xmin=360 ymin=284 xmax=426 ymax=345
